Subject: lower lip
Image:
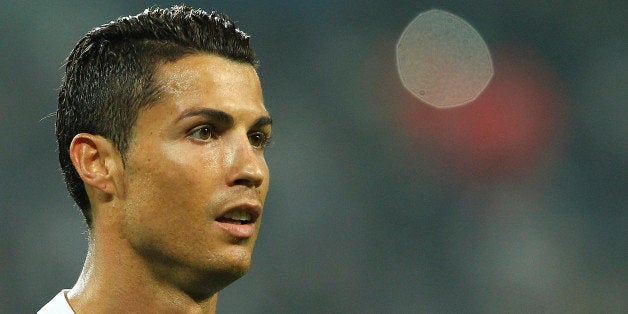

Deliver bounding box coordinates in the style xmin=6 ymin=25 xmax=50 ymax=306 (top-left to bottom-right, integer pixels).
xmin=215 ymin=221 xmax=255 ymax=238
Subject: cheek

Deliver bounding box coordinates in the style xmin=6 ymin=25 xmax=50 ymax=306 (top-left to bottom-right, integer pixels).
xmin=124 ymin=143 xmax=222 ymax=220
xmin=121 ymin=151 xmax=219 ymax=255
xmin=259 ymin=157 xmax=270 ymax=196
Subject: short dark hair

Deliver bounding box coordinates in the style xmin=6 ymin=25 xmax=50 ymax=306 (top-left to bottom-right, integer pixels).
xmin=57 ymin=5 xmax=257 ymax=226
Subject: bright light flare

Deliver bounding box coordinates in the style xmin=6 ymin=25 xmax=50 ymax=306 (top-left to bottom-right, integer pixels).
xmin=396 ymin=9 xmax=493 ymax=108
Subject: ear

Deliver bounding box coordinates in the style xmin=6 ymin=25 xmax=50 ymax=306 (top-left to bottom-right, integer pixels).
xmin=69 ymin=133 xmax=122 ymax=198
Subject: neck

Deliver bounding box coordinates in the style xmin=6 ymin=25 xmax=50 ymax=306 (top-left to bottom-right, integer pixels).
xmin=67 ymin=229 xmax=218 ymax=314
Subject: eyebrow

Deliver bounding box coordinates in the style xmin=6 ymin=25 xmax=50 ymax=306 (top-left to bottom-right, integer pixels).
xmin=176 ymin=108 xmax=234 ymax=125
xmin=175 ymin=108 xmax=272 ymax=129
xmin=252 ymin=116 xmax=273 ymax=130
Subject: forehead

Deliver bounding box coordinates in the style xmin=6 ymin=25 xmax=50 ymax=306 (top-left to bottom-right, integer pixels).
xmin=150 ymin=53 xmax=266 ymax=118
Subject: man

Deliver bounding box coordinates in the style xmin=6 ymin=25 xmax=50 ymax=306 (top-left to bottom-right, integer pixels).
xmin=39 ymin=5 xmax=271 ymax=313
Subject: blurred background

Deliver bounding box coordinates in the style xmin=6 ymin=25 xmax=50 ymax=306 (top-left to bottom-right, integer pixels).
xmin=1 ymin=0 xmax=626 ymax=312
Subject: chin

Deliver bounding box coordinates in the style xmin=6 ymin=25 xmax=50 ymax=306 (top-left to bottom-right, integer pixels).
xmin=221 ymin=251 xmax=253 ymax=278
xmin=201 ymin=249 xmax=252 ymax=283
xmin=186 ymin=261 xmax=251 ymax=299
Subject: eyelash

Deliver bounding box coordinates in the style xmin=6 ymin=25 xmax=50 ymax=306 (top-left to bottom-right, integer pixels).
xmin=249 ymin=131 xmax=272 ymax=149
xmin=188 ymin=125 xmax=272 ymax=149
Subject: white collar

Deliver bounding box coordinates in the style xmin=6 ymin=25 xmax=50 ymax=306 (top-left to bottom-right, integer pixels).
xmin=38 ymin=290 xmax=74 ymax=314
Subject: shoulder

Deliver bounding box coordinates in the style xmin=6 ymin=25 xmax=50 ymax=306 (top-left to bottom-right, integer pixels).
xmin=38 ymin=290 xmax=74 ymax=314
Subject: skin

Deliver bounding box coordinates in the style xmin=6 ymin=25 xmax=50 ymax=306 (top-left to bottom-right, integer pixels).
xmin=66 ymin=53 xmax=271 ymax=313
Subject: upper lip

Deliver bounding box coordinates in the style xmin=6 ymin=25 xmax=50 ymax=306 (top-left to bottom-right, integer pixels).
xmin=216 ymin=202 xmax=261 ymax=223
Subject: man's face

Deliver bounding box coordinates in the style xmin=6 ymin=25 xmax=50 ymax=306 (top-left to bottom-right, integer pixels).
xmin=118 ymin=53 xmax=270 ymax=292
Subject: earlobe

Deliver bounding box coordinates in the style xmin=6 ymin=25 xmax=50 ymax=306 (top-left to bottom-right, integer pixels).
xmin=69 ymin=133 xmax=120 ymax=196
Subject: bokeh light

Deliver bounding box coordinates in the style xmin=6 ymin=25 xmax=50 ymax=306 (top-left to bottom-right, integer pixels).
xmin=397 ymin=9 xmax=493 ymax=108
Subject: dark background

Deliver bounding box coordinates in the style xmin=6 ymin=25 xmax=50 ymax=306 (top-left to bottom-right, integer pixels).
xmin=1 ymin=1 xmax=626 ymax=312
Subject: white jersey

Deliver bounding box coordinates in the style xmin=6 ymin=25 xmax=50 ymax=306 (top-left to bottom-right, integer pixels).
xmin=38 ymin=290 xmax=74 ymax=314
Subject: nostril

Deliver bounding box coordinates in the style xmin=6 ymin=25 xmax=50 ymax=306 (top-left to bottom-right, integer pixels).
xmin=234 ymin=177 xmax=259 ymax=188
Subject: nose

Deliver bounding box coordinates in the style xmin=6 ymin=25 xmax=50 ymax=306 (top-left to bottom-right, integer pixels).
xmin=226 ymin=134 xmax=266 ymax=188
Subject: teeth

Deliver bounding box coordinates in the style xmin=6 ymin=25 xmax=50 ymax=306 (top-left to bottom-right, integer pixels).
xmin=223 ymin=210 xmax=251 ymax=222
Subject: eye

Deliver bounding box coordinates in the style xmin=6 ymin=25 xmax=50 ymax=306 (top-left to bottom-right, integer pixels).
xmin=249 ymin=131 xmax=270 ymax=149
xmin=189 ymin=125 xmax=216 ymax=141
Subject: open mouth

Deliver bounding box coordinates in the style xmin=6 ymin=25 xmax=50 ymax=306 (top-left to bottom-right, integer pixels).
xmin=215 ymin=206 xmax=259 ymax=238
xmin=216 ymin=210 xmax=254 ymax=225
